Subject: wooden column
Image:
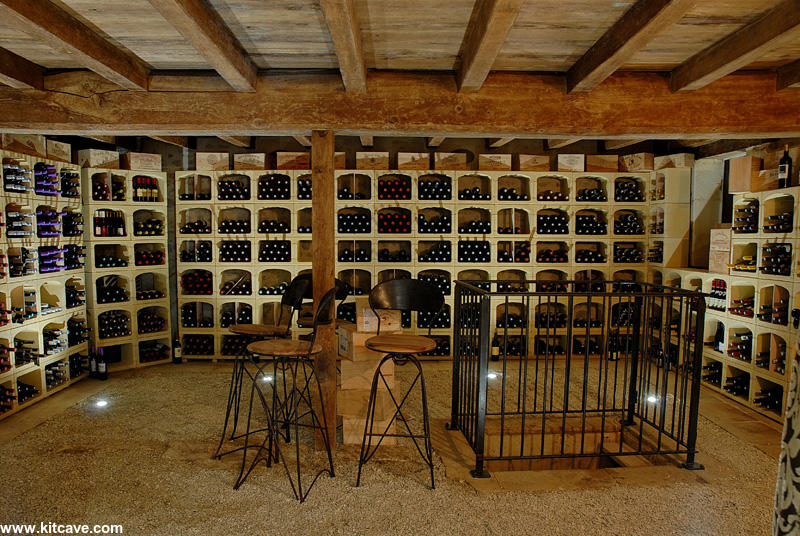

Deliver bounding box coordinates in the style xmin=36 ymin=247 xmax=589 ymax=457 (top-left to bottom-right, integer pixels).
xmin=311 ymin=129 xmax=337 ymax=450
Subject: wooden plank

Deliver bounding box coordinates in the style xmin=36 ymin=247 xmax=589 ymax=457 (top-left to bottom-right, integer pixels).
xmin=147 ymin=71 xmax=235 ymax=92
xmin=489 ymin=137 xmax=514 ymax=148
xmin=547 ymin=139 xmax=582 ymax=149
xmin=147 ymin=0 xmax=257 ymax=92
xmin=604 ymin=139 xmax=646 ymax=150
xmin=0 ymin=0 xmax=149 ymax=90
xmin=427 ymin=137 xmax=446 ymax=147
xmin=359 ymin=135 xmax=374 ymax=147
xmin=566 ymin=0 xmax=697 ymax=93
xmin=293 ymin=135 xmax=312 ymax=147
xmin=457 ymin=0 xmax=525 ymax=92
xmin=150 ymin=136 xmax=189 ymax=147
xmin=217 ymin=136 xmax=250 ymax=148
xmin=319 ymin=0 xmax=366 ymax=92
xmin=670 ymin=0 xmax=800 ymax=92
xmin=82 ymin=135 xmax=116 ymax=145
xmin=311 ymin=129 xmax=336 ymax=451
xmin=777 ymin=59 xmax=800 ymax=90
xmin=1 ymin=71 xmax=800 ymax=138
xmin=0 ymin=47 xmax=43 ymax=90
xmin=678 ymin=139 xmax=715 ymax=147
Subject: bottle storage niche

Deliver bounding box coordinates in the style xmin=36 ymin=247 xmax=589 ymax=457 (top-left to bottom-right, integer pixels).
xmin=757 ymin=284 xmax=789 ymax=325
xmin=219 ymin=268 xmax=252 ymax=296
xmin=65 ymin=277 xmax=85 ymax=309
xmin=216 ymin=173 xmax=250 ymax=201
xmin=575 ymin=269 xmax=605 ymax=293
xmin=457 ymin=173 xmax=491 ymax=201
xmin=418 ymin=207 xmax=452 ymax=234
xmin=130 ymin=173 xmax=165 ymax=203
xmin=377 ymin=207 xmax=411 ymax=234
xmin=496 ymin=269 xmax=527 ymax=293
xmin=457 ymin=207 xmax=491 ymax=235
xmin=726 ymin=326 xmax=753 ymax=364
xmin=216 ymin=206 xmax=252 ymax=236
xmin=255 ymin=207 xmax=290 ymax=235
xmin=337 ymin=172 xmax=371 ymax=200
xmin=338 ymin=269 xmax=370 ymax=296
xmin=337 ymin=207 xmax=371 ymax=234
xmin=457 ymin=269 xmax=490 ymax=291
xmin=536 ymin=208 xmax=569 ymax=235
xmin=649 ymin=206 xmax=664 ymax=235
xmin=755 ymin=332 xmax=786 ymax=374
xmin=417 ymin=173 xmax=452 ymax=200
xmin=497 ymin=174 xmax=531 ymax=201
xmin=296 ymin=173 xmax=311 ymax=200
xmin=220 ymin=334 xmax=250 ymax=358
xmin=728 ymin=283 xmax=755 ymax=318
xmin=10 ymin=285 xmax=37 ymax=324
xmin=533 ymin=301 xmax=566 ymax=328
xmin=16 ymin=368 xmax=43 ymax=407
xmin=704 ymin=319 xmax=725 ymax=355
xmin=723 ymin=364 xmax=750 ymax=401
xmin=39 ymin=281 xmax=63 ymax=316
xmin=753 ymin=375 xmax=784 ymax=417
xmin=574 ymin=209 xmax=608 ymax=235
xmin=708 ymin=278 xmax=728 ymax=311
xmin=573 ymin=301 xmax=604 ymax=329
xmin=95 ymin=309 xmax=132 ymax=341
xmin=614 ymin=176 xmax=646 ymax=203
xmin=88 ymin=171 xmax=126 ymax=202
xmin=613 ymin=242 xmax=645 ymax=264
xmin=419 ymin=240 xmax=452 ymax=263
xmin=62 ymin=207 xmax=83 ymax=238
xmin=377 ymin=173 xmax=412 ymax=200
xmin=137 ymin=338 xmax=170 ymax=365
xmin=536 ymin=175 xmax=569 ymax=202
xmin=377 ymin=240 xmax=411 ymax=263
xmin=296 ymin=240 xmax=312 ymax=263
xmin=419 ymin=335 xmax=450 ymax=357
xmin=730 ymin=241 xmax=757 ymax=273
xmin=134 ymin=243 xmax=166 ymax=267
xmin=217 ymin=238 xmax=252 ymax=264
xmin=760 ymin=242 xmax=792 ymax=277
xmin=182 ymin=334 xmax=215 ymax=357
xmin=180 ymin=269 xmax=213 ymax=296
xmin=258 ymin=240 xmax=291 ymax=263
xmin=732 ymin=197 xmax=758 ymax=234
xmin=417 ymin=269 xmax=451 ymax=295
xmin=612 ymin=269 xmax=644 ymax=290
xmin=535 ymin=241 xmax=568 ymax=264
xmin=136 ymin=305 xmax=169 ymax=335
xmin=296 ymin=208 xmax=312 ymax=234
xmin=496 ymin=301 xmax=527 ymax=329
xmin=613 ymin=208 xmax=645 ymax=236
xmin=575 ymin=241 xmax=608 ymax=264
xmin=258 ymin=268 xmax=291 ymax=295
xmin=41 ymin=318 xmax=67 ymax=357
xmin=8 ymin=246 xmax=37 ymax=279
xmin=762 ymin=192 xmax=795 ymax=234
xmin=338 ymin=240 xmax=371 ymax=263
xmin=257 ymin=173 xmax=291 ymax=200
xmin=575 ymin=175 xmax=609 ymax=202
xmin=178 ymin=207 xmax=212 ymax=236
xmin=35 ymin=204 xmax=61 ymax=238
xmin=497 ymin=208 xmax=530 ymax=235
xmin=91 ymin=243 xmax=130 ymax=270
xmin=535 ymin=269 xmax=569 ymax=292
xmin=499 ymin=240 xmax=532 ymax=263
xmin=180 ymin=301 xmax=213 ymax=328
xmin=135 ymin=272 xmax=167 ymax=301
xmin=2 ymin=156 xmax=31 ymax=194
xmin=179 ymin=240 xmax=212 ymax=264
xmin=92 ymin=274 xmax=130 ymax=305
xmin=96 ymin=343 xmax=136 ymax=371
xmin=177 ymin=173 xmax=212 ymax=201
xmin=418 ymin=303 xmax=450 ymax=329
xmin=6 ymin=202 xmax=34 ymax=239
xmin=219 ymin=301 xmax=252 ymax=327
xmin=377 ymin=269 xmax=411 ymax=284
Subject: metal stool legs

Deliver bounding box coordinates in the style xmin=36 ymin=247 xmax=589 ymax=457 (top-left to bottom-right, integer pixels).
xmin=356 ymin=354 xmax=435 ymax=489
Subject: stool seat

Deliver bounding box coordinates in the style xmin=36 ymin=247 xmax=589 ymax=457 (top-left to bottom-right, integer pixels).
xmin=365 ymin=334 xmax=436 ymax=354
xmin=247 ymin=339 xmax=323 ymax=358
xmin=230 ymin=323 xmax=288 ymax=337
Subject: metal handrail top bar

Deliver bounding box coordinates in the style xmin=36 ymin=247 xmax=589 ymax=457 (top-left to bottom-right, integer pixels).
xmin=454 ymin=280 xmax=707 ymax=298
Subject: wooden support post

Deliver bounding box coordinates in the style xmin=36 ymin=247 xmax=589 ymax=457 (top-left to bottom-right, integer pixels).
xmin=312 ymin=129 xmax=337 ymax=450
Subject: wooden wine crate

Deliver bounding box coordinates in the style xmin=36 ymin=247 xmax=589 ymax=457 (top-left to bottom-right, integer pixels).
xmin=78 ymin=149 xmax=119 ymax=169
xmin=397 ymin=152 xmax=429 ymax=170
xmin=479 ymin=154 xmax=512 ymax=171
xmin=585 ymin=155 xmax=618 ymax=172
xmin=2 ymin=134 xmax=47 ymax=159
xmin=121 ymin=152 xmax=162 ymax=171
xmin=46 ymin=140 xmax=72 ymax=163
xmin=619 ymin=152 xmax=654 ymax=172
xmin=435 ymin=153 xmax=467 ymax=170
xmin=196 ymin=152 xmax=229 ymax=171
xmin=519 ymin=154 xmax=550 ymax=171
xmin=233 ymin=153 xmax=266 ymax=170
xmin=356 ymin=152 xmax=389 ymax=170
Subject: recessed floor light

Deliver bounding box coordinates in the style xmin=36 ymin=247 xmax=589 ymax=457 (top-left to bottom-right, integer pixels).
xmin=95 ymin=400 xmax=108 ymax=407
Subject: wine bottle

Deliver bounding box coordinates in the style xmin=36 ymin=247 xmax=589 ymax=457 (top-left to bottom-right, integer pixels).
xmin=779 ymin=144 xmax=793 ymax=189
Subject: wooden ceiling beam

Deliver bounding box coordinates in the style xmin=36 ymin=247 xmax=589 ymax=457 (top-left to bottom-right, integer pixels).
xmin=671 ymin=0 xmax=800 ymax=92
xmin=319 ymin=0 xmax=367 ymax=92
xmin=0 ymin=0 xmax=149 ymax=90
xmin=567 ymin=0 xmax=697 ymax=93
xmin=217 ymin=135 xmax=250 ymax=148
xmin=427 ymin=137 xmax=446 ymax=147
xmin=293 ymin=135 xmax=312 ymax=147
xmin=150 ymin=136 xmax=189 ymax=148
xmin=546 ymin=139 xmax=582 ymax=149
xmin=457 ymin=0 xmax=525 ymax=92
xmin=0 ymin=47 xmax=43 ymax=90
xmin=1 ymin=72 xmax=800 ymax=138
xmin=777 ymin=59 xmax=800 ymax=90
xmin=147 ymin=0 xmax=257 ymax=92
xmin=489 ymin=138 xmax=514 ymax=148
xmin=604 ymin=139 xmax=646 ymax=150
xmin=359 ymin=135 xmax=374 ymax=147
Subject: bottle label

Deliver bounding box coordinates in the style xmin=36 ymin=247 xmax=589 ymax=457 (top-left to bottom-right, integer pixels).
xmin=779 ymin=164 xmax=789 ymax=179
xmin=98 ymin=362 xmax=106 ymax=373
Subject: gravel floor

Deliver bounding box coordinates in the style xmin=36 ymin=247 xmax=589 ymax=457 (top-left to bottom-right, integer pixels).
xmin=0 ymin=361 xmax=779 ymax=536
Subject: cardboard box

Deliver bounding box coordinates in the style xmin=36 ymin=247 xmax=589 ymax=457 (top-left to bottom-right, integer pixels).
xmin=335 ymin=151 xmax=346 ymax=169
xmin=340 ymin=359 xmax=394 ymax=391
xmin=356 ymin=152 xmax=389 ymax=170
xmin=756 ymin=169 xmax=780 ymax=192
xmin=435 ymin=152 xmax=468 ymax=170
xmin=708 ymin=249 xmax=731 ymax=275
xmin=654 ymin=153 xmax=695 ymax=170
xmin=195 ymin=152 xmax=229 ymax=171
xmin=397 ymin=152 xmax=429 ymax=170
xmin=585 ymin=154 xmax=618 ymax=172
xmin=356 ymin=300 xmax=402 ymax=333
xmin=338 ymin=389 xmax=395 ymax=420
xmin=46 ymin=139 xmax=72 ymax=163
xmin=2 ymin=134 xmax=46 ymax=158
xmin=275 ymin=151 xmax=309 ymax=170
xmin=728 ymin=156 xmax=762 ymax=194
xmin=478 ymin=154 xmax=512 ymax=171
xmin=121 ymin=151 xmax=162 ymax=171
xmin=619 ymin=152 xmax=655 ymax=172
xmin=338 ymin=322 xmax=401 ymax=360
xmin=557 ymin=154 xmax=585 ymax=172
xmin=709 ymin=228 xmax=732 ymax=251
xmin=77 ymin=148 xmax=119 ymax=169
xmin=233 ymin=153 xmax=266 ymax=170
xmin=518 ymin=154 xmax=550 ymax=171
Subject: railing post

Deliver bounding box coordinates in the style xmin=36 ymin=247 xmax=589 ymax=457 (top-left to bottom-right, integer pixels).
xmin=625 ymin=294 xmax=644 ymax=425
xmin=683 ymin=296 xmax=706 ymax=470
xmin=472 ymin=292 xmax=491 ymax=478
xmin=448 ymin=282 xmax=463 ymax=430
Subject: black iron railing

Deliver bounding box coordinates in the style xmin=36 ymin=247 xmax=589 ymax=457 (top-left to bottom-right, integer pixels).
xmin=449 ymin=280 xmax=705 ymax=477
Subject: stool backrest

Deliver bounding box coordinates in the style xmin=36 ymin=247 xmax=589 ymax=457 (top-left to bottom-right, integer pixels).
xmin=369 ymin=279 xmax=444 ymax=335
xmin=306 ymin=287 xmax=337 ymax=350
xmin=275 ymin=276 xmax=312 ymax=333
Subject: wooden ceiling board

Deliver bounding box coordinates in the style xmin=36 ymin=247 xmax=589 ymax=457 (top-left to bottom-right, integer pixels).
xmin=355 ymin=0 xmax=475 ymax=69
xmin=0 ymin=6 xmax=80 ymax=68
xmin=56 ymin=0 xmax=211 ymax=69
xmin=493 ymin=0 xmax=632 ymax=71
xmin=207 ymin=0 xmax=338 ymax=69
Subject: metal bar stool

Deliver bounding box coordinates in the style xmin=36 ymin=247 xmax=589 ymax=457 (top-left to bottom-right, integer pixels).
xmin=356 ymin=279 xmax=444 ymax=489
xmin=234 ymin=287 xmax=337 ymax=502
xmin=213 ymin=275 xmax=311 ymax=460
